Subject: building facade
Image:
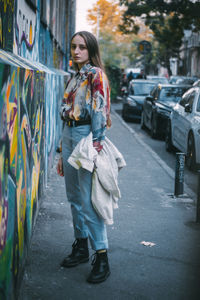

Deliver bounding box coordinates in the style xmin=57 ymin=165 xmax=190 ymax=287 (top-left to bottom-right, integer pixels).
xmin=0 ymin=0 xmax=76 ymax=299
xmin=180 ymin=31 xmax=200 ymax=77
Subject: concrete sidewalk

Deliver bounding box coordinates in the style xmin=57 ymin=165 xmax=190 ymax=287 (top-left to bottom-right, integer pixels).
xmin=19 ymin=110 xmax=200 ymax=300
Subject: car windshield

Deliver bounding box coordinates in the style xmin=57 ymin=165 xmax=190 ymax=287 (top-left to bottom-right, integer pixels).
xmin=147 ymin=76 xmax=168 ymax=84
xmin=159 ymin=87 xmax=188 ymax=102
xmin=131 ymin=82 xmax=155 ymax=96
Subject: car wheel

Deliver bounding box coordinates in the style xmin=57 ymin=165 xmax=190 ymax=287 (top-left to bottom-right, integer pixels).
xmin=150 ymin=115 xmax=157 ymax=138
xmin=186 ymin=133 xmax=196 ymax=171
xmin=165 ymin=121 xmax=173 ymax=152
xmin=141 ymin=112 xmax=146 ymax=129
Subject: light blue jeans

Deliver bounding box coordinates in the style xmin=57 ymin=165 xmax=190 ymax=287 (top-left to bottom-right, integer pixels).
xmin=62 ymin=123 xmax=108 ymax=251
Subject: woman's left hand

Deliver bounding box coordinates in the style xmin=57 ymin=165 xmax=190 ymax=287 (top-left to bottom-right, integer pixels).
xmin=57 ymin=157 xmax=64 ymax=176
xmin=93 ymin=141 xmax=103 ymax=153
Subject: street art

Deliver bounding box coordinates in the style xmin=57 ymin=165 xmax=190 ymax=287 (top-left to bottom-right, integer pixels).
xmin=0 ymin=54 xmax=65 ymax=300
xmin=14 ymin=0 xmax=38 ymax=60
xmin=45 ymin=72 xmax=64 ymax=178
xmin=0 ymin=0 xmax=14 ymax=52
xmin=0 ymin=63 xmax=46 ymax=298
xmin=0 ymin=0 xmax=69 ymax=298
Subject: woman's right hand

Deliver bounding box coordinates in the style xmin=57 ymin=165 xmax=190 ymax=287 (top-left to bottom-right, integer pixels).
xmin=57 ymin=157 xmax=64 ymax=177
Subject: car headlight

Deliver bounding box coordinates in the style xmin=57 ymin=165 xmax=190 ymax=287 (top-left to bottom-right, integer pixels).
xmin=127 ymin=99 xmax=137 ymax=106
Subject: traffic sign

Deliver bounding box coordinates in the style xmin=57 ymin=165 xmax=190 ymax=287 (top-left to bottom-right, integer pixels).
xmin=138 ymin=40 xmax=152 ymax=54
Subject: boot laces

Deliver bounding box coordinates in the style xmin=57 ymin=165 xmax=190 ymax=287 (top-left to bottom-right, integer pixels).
xmin=71 ymin=239 xmax=79 ymax=256
xmin=91 ymin=253 xmax=98 ymax=266
xmin=91 ymin=252 xmax=103 ymax=272
xmin=72 ymin=240 xmax=78 ymax=249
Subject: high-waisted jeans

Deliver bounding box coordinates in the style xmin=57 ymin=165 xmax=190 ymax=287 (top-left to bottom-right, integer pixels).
xmin=62 ymin=123 xmax=108 ymax=251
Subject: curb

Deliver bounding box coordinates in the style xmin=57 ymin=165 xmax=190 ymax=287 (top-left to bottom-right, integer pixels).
xmin=112 ymin=109 xmax=197 ymax=202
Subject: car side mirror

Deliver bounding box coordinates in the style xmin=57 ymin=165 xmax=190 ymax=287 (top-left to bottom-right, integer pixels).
xmin=184 ymin=103 xmax=192 ymax=113
xmin=146 ymin=95 xmax=154 ymax=102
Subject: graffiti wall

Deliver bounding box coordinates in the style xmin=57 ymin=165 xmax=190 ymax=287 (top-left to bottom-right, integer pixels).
xmin=0 ymin=54 xmax=67 ymax=299
xmin=13 ymin=0 xmax=39 ymax=61
xmin=14 ymin=0 xmax=68 ymax=69
xmin=0 ymin=0 xmax=14 ymax=52
xmin=0 ymin=0 xmax=72 ymax=298
xmin=0 ymin=61 xmax=44 ymax=297
xmin=44 ymin=71 xmax=65 ymax=182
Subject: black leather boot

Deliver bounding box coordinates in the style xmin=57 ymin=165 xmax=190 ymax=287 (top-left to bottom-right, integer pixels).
xmin=61 ymin=238 xmax=89 ymax=268
xmin=87 ymin=251 xmax=110 ymax=283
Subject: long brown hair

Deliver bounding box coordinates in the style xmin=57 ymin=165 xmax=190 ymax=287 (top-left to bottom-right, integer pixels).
xmin=70 ymin=31 xmax=111 ymax=128
xmin=70 ymin=31 xmax=104 ymax=71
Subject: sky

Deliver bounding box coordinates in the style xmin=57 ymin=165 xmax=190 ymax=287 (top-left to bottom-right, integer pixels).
xmin=76 ymin=0 xmax=97 ymax=33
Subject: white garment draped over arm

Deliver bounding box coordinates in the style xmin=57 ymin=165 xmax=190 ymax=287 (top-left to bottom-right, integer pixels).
xmin=68 ymin=132 xmax=126 ymax=225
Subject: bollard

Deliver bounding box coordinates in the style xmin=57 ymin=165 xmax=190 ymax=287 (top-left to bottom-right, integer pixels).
xmin=174 ymin=152 xmax=185 ymax=196
xmin=196 ymin=170 xmax=200 ymax=223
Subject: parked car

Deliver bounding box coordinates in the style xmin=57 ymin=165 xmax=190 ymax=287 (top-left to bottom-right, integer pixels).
xmin=165 ymin=86 xmax=200 ymax=170
xmin=169 ymin=75 xmax=197 ymax=85
xmin=147 ymin=75 xmax=169 ymax=84
xmin=141 ymin=84 xmax=191 ymax=138
xmin=122 ymin=79 xmax=156 ymax=121
xmin=176 ymin=77 xmax=197 ymax=85
xmin=125 ymin=68 xmax=141 ymax=80
xmin=193 ymin=79 xmax=200 ymax=87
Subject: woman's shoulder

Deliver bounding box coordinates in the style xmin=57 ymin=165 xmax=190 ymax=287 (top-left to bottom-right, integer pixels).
xmin=88 ymin=65 xmax=103 ymax=75
xmin=88 ymin=66 xmax=108 ymax=82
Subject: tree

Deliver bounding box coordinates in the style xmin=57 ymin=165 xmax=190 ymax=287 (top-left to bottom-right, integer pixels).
xmin=87 ymin=0 xmax=152 ymax=44
xmin=119 ymin=0 xmax=200 ymax=73
xmin=87 ymin=0 xmax=153 ymax=99
xmin=119 ymin=0 xmax=200 ymax=34
xmin=87 ymin=0 xmax=151 ymax=68
xmin=87 ymin=0 xmax=122 ymax=38
xmin=87 ymin=0 xmax=152 ymax=99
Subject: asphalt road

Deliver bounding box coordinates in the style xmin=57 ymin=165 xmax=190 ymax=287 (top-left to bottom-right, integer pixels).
xmin=113 ymin=102 xmax=198 ymax=197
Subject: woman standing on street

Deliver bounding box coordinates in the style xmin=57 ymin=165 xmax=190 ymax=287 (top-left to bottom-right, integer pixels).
xmin=57 ymin=31 xmax=111 ymax=283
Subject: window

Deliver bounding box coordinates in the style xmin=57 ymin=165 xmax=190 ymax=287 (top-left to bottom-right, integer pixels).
xmin=179 ymin=94 xmax=187 ymax=107
xmin=132 ymin=83 xmax=155 ymax=96
xmin=196 ymin=95 xmax=200 ymax=112
xmin=159 ymin=87 xmax=188 ymax=102
xmin=179 ymin=91 xmax=195 ymax=108
xmin=188 ymin=92 xmax=195 ymax=108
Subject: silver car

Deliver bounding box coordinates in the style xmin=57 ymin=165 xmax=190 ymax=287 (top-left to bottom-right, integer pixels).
xmin=165 ymin=86 xmax=200 ymax=170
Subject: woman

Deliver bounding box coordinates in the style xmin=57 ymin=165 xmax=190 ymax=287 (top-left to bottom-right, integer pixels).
xmin=57 ymin=31 xmax=111 ymax=284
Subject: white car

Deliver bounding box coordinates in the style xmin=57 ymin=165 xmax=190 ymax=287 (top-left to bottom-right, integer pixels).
xmin=165 ymin=86 xmax=200 ymax=170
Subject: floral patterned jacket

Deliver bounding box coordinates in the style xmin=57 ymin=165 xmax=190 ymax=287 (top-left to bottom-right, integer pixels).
xmin=60 ymin=63 xmax=111 ymax=143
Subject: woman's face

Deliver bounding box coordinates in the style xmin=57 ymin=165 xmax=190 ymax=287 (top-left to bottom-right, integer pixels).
xmin=71 ymin=35 xmax=89 ymax=69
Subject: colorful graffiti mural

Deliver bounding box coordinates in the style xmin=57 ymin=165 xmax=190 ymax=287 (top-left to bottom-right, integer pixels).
xmin=14 ymin=0 xmax=39 ymax=62
xmin=0 ymin=60 xmax=69 ymax=300
xmin=0 ymin=62 xmax=46 ymax=298
xmin=0 ymin=0 xmax=14 ymax=52
xmin=0 ymin=0 xmax=73 ymax=298
xmin=0 ymin=57 xmax=67 ymax=299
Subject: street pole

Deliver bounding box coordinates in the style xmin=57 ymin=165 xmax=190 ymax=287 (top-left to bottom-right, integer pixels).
xmin=174 ymin=153 xmax=185 ymax=196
